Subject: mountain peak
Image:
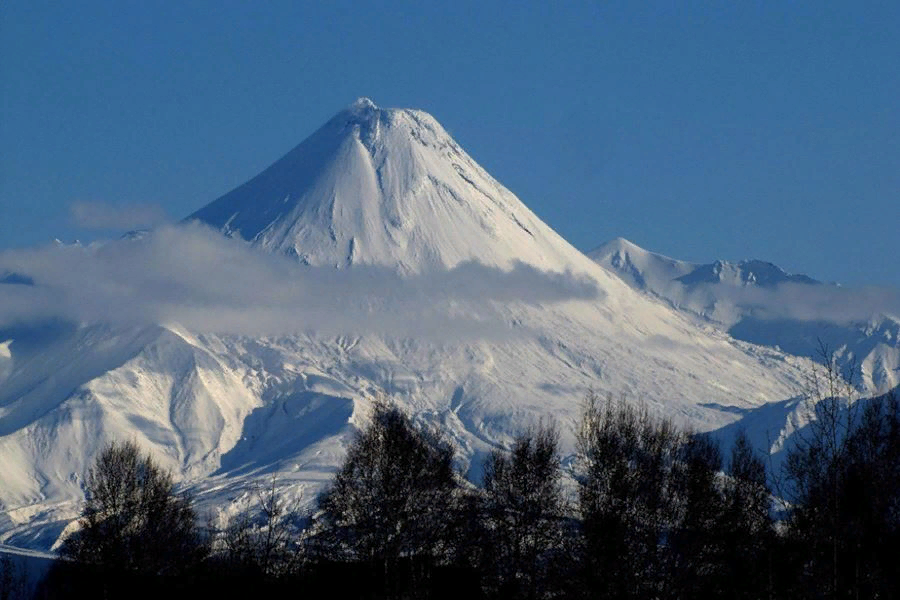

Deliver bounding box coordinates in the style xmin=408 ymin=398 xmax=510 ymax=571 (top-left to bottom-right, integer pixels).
xmin=340 ymin=97 xmax=380 ymax=125
xmin=187 ymin=101 xmax=597 ymax=274
xmin=589 ymin=238 xmax=693 ymax=290
xmin=588 ymin=237 xmax=653 ymax=260
xmin=350 ymin=96 xmax=377 ymax=111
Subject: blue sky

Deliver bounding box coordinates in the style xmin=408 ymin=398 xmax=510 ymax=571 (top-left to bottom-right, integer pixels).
xmin=1 ymin=1 xmax=897 ymax=286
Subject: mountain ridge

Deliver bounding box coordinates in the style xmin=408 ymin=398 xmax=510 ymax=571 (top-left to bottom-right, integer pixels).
xmin=588 ymin=237 xmax=821 ymax=291
xmin=590 ymin=236 xmax=900 ymax=392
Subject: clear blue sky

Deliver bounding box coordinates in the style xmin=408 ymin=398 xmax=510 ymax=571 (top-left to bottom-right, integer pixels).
xmin=2 ymin=1 xmax=897 ymax=286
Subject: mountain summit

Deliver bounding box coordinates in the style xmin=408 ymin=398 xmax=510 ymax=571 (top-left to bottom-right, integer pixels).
xmin=189 ymin=99 xmax=585 ymax=273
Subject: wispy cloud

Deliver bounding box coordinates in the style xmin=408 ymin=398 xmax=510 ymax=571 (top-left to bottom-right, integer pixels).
xmin=660 ymin=279 xmax=900 ymax=326
xmin=0 ymin=223 xmax=600 ymax=340
xmin=735 ymin=283 xmax=900 ymax=324
xmin=70 ymin=200 xmax=169 ymax=230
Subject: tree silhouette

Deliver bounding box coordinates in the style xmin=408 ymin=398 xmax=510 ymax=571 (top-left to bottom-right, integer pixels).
xmin=720 ymin=431 xmax=775 ymax=599
xmin=480 ymin=422 xmax=568 ymax=599
xmin=60 ymin=440 xmax=207 ymax=575
xmin=47 ymin=440 xmax=208 ymax=597
xmin=316 ymin=400 xmax=459 ymax=596
xmin=786 ymin=390 xmax=900 ymax=598
xmin=576 ymin=393 xmax=684 ymax=599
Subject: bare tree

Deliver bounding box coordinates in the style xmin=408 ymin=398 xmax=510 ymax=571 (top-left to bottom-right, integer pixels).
xmin=58 ymin=440 xmax=208 ymax=577
xmin=721 ymin=431 xmax=775 ymax=600
xmin=315 ymin=399 xmax=459 ymax=596
xmin=785 ymin=376 xmax=900 ymax=600
xmin=480 ymin=422 xmax=568 ymax=599
xmin=217 ymin=475 xmax=306 ymax=578
xmin=576 ymin=392 xmax=685 ymax=599
xmin=668 ymin=433 xmax=728 ymax=599
xmin=783 ymin=342 xmax=860 ymax=598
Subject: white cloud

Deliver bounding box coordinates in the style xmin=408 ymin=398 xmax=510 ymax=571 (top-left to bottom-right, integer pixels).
xmin=660 ymin=279 xmax=900 ymax=326
xmin=0 ymin=223 xmax=600 ymax=340
xmin=737 ymin=282 xmax=900 ymax=324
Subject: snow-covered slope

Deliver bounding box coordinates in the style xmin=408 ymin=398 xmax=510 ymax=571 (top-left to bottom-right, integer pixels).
xmin=1 ymin=100 xmax=816 ymax=549
xmin=590 ymin=238 xmax=900 ymax=392
xmin=587 ymin=237 xmax=696 ymax=292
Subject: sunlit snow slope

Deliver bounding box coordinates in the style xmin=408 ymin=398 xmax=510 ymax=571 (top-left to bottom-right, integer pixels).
xmin=1 ymin=99 xmax=814 ymax=549
xmin=188 ymin=97 xmax=586 ymax=274
xmin=590 ymin=237 xmax=900 ymax=393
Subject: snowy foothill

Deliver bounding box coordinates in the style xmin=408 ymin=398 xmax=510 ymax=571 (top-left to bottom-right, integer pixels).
xmin=590 ymin=237 xmax=900 ymax=393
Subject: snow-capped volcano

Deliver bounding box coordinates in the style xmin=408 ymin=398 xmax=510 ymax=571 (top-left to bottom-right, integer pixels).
xmin=188 ymin=98 xmax=586 ymax=274
xmin=1 ymin=100 xmax=818 ymax=550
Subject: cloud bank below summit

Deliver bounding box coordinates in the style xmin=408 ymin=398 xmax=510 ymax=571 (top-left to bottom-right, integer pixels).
xmin=0 ymin=223 xmax=600 ymax=340
xmin=660 ymin=279 xmax=900 ymax=326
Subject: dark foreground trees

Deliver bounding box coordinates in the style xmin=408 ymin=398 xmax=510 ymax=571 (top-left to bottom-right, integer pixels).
xmin=576 ymin=394 xmax=684 ymax=598
xmin=315 ymin=399 xmax=461 ymax=596
xmin=214 ymin=475 xmax=307 ymax=581
xmin=60 ymin=440 xmax=208 ymax=573
xmin=313 ymin=403 xmax=575 ymax=599
xmin=35 ymin=385 xmax=900 ymax=599
xmin=41 ymin=441 xmax=209 ymax=598
xmin=575 ymin=393 xmax=776 ymax=600
xmin=0 ymin=553 xmax=29 ymax=600
xmin=480 ymin=423 xmax=572 ymax=599
xmin=720 ymin=431 xmax=775 ymax=599
xmin=784 ymin=390 xmax=900 ymax=599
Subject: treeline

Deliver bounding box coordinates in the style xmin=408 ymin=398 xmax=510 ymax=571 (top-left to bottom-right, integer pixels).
xmin=28 ymin=390 xmax=900 ymax=600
